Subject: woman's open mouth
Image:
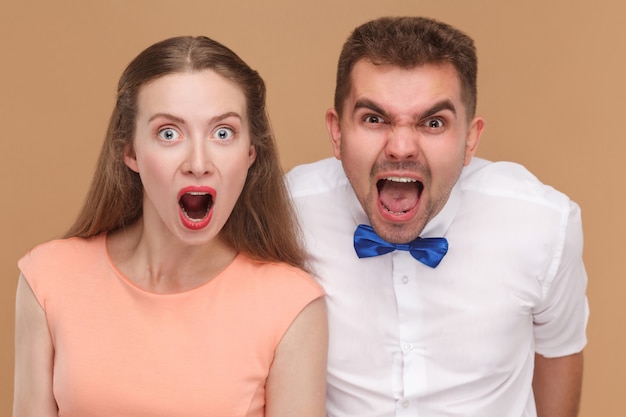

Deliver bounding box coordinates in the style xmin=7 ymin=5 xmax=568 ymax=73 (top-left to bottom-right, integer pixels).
xmin=180 ymin=192 xmax=212 ymax=221
xmin=178 ymin=187 xmax=215 ymax=230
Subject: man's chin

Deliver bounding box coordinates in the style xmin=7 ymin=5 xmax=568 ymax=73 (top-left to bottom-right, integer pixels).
xmin=369 ymin=220 xmax=425 ymax=244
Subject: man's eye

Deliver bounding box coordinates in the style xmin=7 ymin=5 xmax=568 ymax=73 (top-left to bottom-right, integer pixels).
xmin=158 ymin=128 xmax=180 ymax=141
xmin=364 ymin=115 xmax=386 ymax=124
xmin=214 ymin=127 xmax=234 ymax=140
xmin=425 ymin=118 xmax=444 ymax=129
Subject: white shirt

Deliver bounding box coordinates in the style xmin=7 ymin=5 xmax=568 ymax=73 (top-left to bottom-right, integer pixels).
xmin=286 ymin=157 xmax=588 ymax=417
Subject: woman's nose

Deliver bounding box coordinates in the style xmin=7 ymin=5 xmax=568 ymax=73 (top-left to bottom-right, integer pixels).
xmin=183 ymin=140 xmax=212 ymax=176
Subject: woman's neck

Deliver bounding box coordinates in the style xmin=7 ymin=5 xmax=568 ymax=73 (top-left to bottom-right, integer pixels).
xmin=106 ymin=219 xmax=237 ymax=294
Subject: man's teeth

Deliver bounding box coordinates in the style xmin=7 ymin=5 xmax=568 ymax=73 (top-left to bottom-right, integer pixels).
xmin=380 ymin=177 xmax=419 ymax=214
xmin=381 ymin=203 xmax=408 ymax=215
xmin=384 ymin=176 xmax=417 ymax=183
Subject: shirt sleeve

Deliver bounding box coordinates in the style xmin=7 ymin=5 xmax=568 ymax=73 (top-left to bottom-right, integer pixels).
xmin=533 ymin=201 xmax=589 ymax=357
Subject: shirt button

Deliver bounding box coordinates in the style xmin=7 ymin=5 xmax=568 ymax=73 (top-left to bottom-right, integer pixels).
xmin=402 ymin=343 xmax=413 ymax=353
xmin=401 ymin=275 xmax=409 ymax=284
xmin=402 ymin=400 xmax=410 ymax=408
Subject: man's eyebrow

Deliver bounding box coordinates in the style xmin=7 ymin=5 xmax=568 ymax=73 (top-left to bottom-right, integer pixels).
xmin=353 ymin=98 xmax=457 ymax=121
xmin=419 ymin=100 xmax=457 ymax=120
xmin=353 ymin=99 xmax=389 ymax=119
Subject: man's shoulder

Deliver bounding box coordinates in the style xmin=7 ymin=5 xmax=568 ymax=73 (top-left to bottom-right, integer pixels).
xmin=285 ymin=157 xmax=349 ymax=198
xmin=462 ymin=157 xmax=572 ymax=209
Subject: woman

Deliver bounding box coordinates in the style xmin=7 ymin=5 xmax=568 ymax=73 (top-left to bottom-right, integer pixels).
xmin=14 ymin=36 xmax=327 ymax=417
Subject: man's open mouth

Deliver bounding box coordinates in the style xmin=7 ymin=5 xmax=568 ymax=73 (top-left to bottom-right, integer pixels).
xmin=377 ymin=177 xmax=423 ymax=214
xmin=179 ymin=191 xmax=213 ymax=221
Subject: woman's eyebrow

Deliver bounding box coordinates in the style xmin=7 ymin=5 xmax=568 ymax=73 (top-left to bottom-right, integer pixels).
xmin=147 ymin=111 xmax=242 ymax=125
xmin=148 ymin=112 xmax=186 ymax=124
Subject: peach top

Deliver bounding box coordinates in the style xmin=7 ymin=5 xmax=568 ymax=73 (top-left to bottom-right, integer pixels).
xmin=18 ymin=234 xmax=323 ymax=417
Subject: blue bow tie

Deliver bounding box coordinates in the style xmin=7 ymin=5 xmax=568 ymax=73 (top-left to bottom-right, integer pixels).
xmin=353 ymin=224 xmax=448 ymax=268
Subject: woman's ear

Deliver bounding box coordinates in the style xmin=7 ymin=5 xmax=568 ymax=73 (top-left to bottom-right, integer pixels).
xmin=248 ymin=144 xmax=257 ymax=168
xmin=123 ymin=143 xmax=139 ymax=173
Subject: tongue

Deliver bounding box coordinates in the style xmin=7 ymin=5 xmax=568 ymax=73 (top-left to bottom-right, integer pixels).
xmin=180 ymin=194 xmax=211 ymax=219
xmin=379 ymin=181 xmax=419 ymax=213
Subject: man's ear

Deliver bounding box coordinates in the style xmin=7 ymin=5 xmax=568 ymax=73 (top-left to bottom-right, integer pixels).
xmin=326 ymin=108 xmax=342 ymax=160
xmin=123 ymin=143 xmax=139 ymax=173
xmin=464 ymin=116 xmax=485 ymax=166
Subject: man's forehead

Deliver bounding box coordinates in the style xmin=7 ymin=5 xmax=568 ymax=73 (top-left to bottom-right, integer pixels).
xmin=345 ymin=60 xmax=466 ymax=116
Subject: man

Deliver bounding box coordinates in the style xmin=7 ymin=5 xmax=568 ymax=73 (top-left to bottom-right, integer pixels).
xmin=286 ymin=16 xmax=588 ymax=417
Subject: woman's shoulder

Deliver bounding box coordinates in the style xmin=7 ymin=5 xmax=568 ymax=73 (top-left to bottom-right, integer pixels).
xmin=20 ymin=235 xmax=105 ymax=265
xmin=16 ymin=235 xmax=107 ymax=308
xmin=229 ymin=254 xmax=324 ymax=298
xmin=18 ymin=235 xmax=106 ymax=285
xmin=221 ymin=255 xmax=325 ymax=344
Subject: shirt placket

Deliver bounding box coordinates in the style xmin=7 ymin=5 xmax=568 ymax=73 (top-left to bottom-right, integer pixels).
xmin=392 ymin=251 xmax=424 ymax=416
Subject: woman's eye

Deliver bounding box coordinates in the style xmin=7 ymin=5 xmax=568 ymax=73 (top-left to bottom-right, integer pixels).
xmin=425 ymin=118 xmax=444 ymax=129
xmin=158 ymin=128 xmax=180 ymax=141
xmin=363 ymin=115 xmax=386 ymax=124
xmin=214 ymin=127 xmax=234 ymax=140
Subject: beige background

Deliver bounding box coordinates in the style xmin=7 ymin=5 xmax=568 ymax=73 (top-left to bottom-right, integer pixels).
xmin=1 ymin=0 xmax=623 ymax=415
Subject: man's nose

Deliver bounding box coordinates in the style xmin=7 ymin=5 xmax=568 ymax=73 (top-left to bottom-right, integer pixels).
xmin=384 ymin=125 xmax=420 ymax=160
